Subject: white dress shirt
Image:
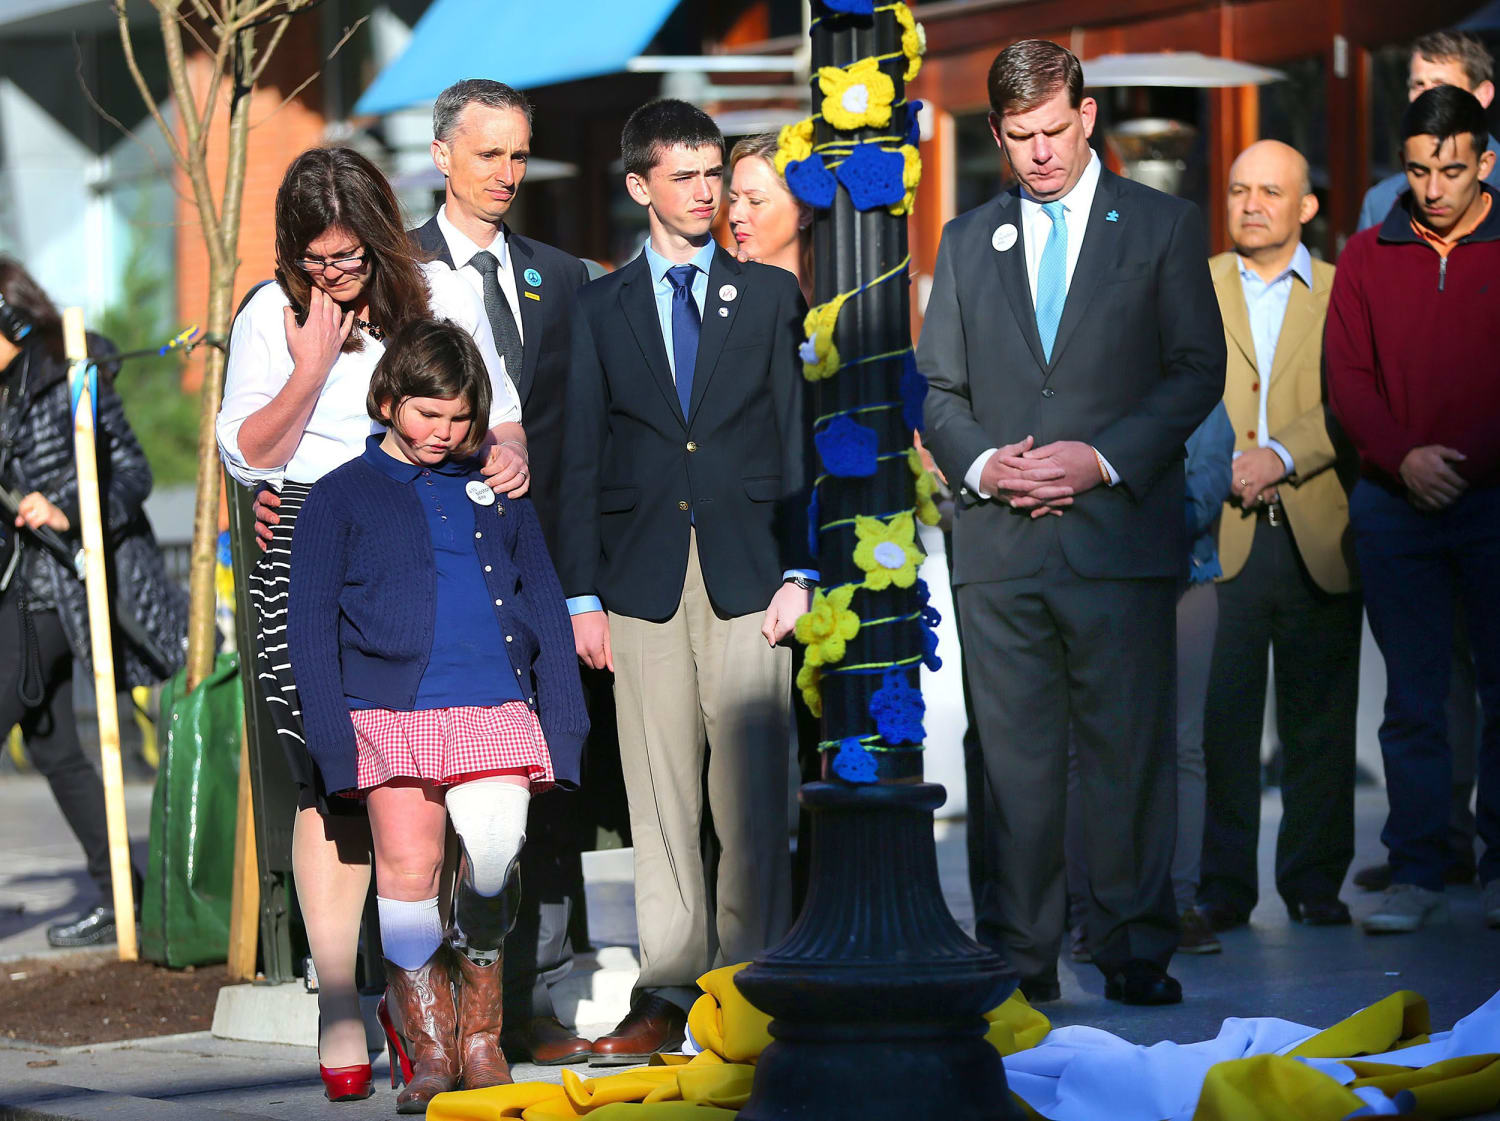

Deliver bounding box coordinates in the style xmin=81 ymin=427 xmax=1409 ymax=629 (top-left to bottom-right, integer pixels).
xmin=964 ymin=151 xmax=1118 ymax=496
xmin=436 ymin=205 xmax=524 ymax=378
xmin=217 ymin=260 xmax=522 ymax=488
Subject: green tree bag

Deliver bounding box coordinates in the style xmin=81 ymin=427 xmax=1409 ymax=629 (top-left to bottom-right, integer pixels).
xmin=141 ymin=651 xmax=243 ymax=967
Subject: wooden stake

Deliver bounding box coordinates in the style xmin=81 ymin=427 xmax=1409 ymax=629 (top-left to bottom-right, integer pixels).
xmin=64 ymin=308 xmax=137 ymax=962
xmin=227 ymin=719 xmax=260 ymax=982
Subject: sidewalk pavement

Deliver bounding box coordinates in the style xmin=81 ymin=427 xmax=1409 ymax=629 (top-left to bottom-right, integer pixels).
xmin=1 ymin=776 xmax=1496 ymax=1120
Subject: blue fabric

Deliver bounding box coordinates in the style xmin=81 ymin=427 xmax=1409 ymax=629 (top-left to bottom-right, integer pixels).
xmin=869 ymin=668 xmax=924 ymax=745
xmin=643 ymin=240 xmax=713 ymax=383
xmin=408 ymin=462 xmax=522 ymax=710
xmin=1356 ymin=136 xmax=1500 ymax=231
xmin=835 ymin=142 xmax=906 ymax=211
xmin=815 ymin=415 xmax=878 ymax=477
xmin=1034 ymin=201 xmax=1068 ymax=361
xmin=354 ymin=0 xmax=680 ymax=115
xmin=900 ymin=352 xmax=927 ymax=432
xmin=831 ymin=738 xmax=878 ymax=784
xmin=786 ymin=153 xmax=838 ymax=208
xmin=1183 ymin=401 xmax=1234 ymax=585
xmin=904 ymin=102 xmax=923 ymax=148
xmin=286 ymin=436 xmax=590 ymax=793
xmin=1350 ymin=479 xmax=1500 ymax=890
xmin=1235 ymin=243 xmax=1312 ymax=387
xmin=665 ymin=264 xmax=700 ymax=418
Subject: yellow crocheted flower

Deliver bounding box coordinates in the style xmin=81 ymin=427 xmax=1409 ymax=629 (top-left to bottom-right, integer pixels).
xmin=797 ymin=660 xmax=823 ymax=718
xmin=888 ymin=143 xmax=923 ymax=216
xmin=819 ymin=58 xmax=895 ymax=132
xmin=795 ymin=585 xmax=862 ymax=667
xmin=909 ymin=446 xmax=941 ymax=526
xmin=852 ymin=512 xmax=923 ymax=591
xmin=776 ymin=117 xmax=815 ymax=177
xmin=801 ymin=292 xmax=848 ymax=381
xmin=893 ymin=3 xmax=926 ymax=82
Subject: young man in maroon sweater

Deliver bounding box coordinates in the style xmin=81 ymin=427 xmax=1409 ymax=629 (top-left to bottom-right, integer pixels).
xmin=1326 ymin=84 xmax=1500 ymax=935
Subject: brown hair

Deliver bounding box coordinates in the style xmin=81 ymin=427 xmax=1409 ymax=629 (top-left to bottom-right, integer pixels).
xmin=987 ymin=39 xmax=1085 ymax=116
xmin=274 ymin=147 xmax=431 ymax=354
xmin=366 ymin=318 xmax=492 ymax=458
xmin=1412 ymin=31 xmax=1494 ymax=90
xmin=0 ymin=256 xmax=64 ymax=361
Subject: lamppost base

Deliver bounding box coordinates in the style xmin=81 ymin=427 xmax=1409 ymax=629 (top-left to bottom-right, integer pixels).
xmin=735 ymin=782 xmax=1022 ymax=1121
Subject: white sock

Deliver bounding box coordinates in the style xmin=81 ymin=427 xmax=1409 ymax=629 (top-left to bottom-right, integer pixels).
xmin=377 ymin=895 xmax=444 ymax=970
xmin=444 ymin=780 xmax=530 ymax=896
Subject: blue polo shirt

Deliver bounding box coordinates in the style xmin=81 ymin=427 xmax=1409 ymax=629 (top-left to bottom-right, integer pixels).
xmin=355 ymin=437 xmax=521 ymax=710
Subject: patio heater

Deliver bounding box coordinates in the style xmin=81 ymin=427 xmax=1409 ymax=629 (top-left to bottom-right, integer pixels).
xmin=734 ymin=4 xmax=1020 ymax=1119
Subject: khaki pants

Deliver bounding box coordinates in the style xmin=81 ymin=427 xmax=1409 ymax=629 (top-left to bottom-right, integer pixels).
xmin=609 ymin=532 xmax=793 ymax=1010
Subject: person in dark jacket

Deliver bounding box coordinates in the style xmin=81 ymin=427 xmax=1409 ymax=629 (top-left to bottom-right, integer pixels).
xmin=0 ymin=256 xmax=186 ymax=947
xmin=288 ymin=320 xmax=586 ymax=1110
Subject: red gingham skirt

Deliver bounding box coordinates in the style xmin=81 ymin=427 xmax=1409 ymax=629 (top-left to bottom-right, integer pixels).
xmin=348 ymin=702 xmax=554 ymax=792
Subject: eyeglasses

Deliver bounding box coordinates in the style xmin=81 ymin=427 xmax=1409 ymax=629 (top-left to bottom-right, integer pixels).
xmin=295 ymin=249 xmax=368 ymax=274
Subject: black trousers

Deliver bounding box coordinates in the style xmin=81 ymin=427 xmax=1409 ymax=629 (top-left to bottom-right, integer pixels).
xmin=0 ymin=590 xmax=137 ymax=904
xmin=1199 ymin=516 xmax=1362 ymax=914
xmin=957 ymin=553 xmax=1179 ymax=981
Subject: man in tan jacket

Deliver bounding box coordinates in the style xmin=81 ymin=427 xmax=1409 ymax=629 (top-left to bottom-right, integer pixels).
xmin=1192 ymin=141 xmax=1362 ymax=940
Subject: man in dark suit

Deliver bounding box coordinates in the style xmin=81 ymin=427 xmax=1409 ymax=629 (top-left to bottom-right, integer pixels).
xmin=411 ymin=78 xmax=593 ymax=1066
xmin=558 ymin=99 xmax=809 ymax=1062
xmin=919 ymin=40 xmax=1225 ymax=1006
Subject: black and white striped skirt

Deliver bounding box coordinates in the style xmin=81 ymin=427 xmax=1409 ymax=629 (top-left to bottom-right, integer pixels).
xmin=246 ymin=480 xmax=362 ymax=816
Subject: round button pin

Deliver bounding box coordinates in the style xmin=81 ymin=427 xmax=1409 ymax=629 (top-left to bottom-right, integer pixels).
xmin=992 ymin=224 xmax=1018 ymax=253
xmin=719 ymin=284 xmax=737 ymax=302
xmin=466 ymin=480 xmax=496 ymax=506
xmin=524 ymin=268 xmax=542 ymax=287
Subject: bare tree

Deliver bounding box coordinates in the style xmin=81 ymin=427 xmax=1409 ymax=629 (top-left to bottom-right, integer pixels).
xmin=113 ymin=0 xmax=364 ymax=689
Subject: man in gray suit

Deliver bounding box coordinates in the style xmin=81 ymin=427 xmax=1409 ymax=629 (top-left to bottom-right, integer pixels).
xmin=919 ymin=39 xmax=1225 ymax=1006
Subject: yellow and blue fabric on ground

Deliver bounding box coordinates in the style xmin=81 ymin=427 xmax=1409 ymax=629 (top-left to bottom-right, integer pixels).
xmin=428 ymin=964 xmax=1500 ymax=1120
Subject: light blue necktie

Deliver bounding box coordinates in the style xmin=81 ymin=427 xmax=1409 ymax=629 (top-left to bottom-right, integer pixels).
xmin=1034 ymin=200 xmax=1068 ymax=361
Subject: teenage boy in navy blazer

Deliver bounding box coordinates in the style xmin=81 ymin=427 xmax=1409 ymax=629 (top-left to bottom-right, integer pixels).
xmin=557 ymin=99 xmax=811 ymax=1063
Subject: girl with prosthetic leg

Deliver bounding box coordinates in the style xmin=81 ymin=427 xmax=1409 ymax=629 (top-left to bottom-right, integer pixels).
xmin=288 ymin=320 xmax=587 ymax=1112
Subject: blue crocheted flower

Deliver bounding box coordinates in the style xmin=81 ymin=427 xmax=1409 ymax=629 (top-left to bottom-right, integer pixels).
xmin=822 ymin=0 xmax=875 ymax=11
xmin=835 ymin=142 xmax=906 ymax=211
xmin=900 ymin=352 xmax=928 ymax=432
xmin=815 ymin=415 xmax=878 ymax=478
xmin=921 ymin=601 xmax=941 ymax=630
xmin=870 ymin=668 xmax=925 ymax=745
xmin=921 ymin=624 xmax=942 ymax=672
xmin=806 ymin=487 xmax=820 ymax=558
xmin=786 ymin=153 xmax=837 ymax=208
xmin=905 ymin=100 xmax=924 ymax=147
xmin=831 ymin=737 xmax=878 ymax=783
xmin=915 ymin=577 xmax=930 ymax=607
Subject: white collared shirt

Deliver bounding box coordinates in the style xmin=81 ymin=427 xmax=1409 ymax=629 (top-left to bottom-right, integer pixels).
xmin=964 ymin=150 xmax=1116 ymax=496
xmin=436 ymin=205 xmax=525 ymax=378
xmin=216 ymin=260 xmax=522 ymax=488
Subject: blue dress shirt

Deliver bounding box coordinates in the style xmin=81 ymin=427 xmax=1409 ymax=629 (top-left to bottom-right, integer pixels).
xmin=1235 ymin=243 xmax=1312 ymax=477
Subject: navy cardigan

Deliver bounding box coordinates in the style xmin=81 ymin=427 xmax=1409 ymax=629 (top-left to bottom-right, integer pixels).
xmin=287 ymin=443 xmax=588 ymax=794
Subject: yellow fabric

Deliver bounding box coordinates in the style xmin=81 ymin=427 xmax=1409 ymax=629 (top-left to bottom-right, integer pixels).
xmin=426 ymin=969 xmax=1499 ymax=1121
xmin=1285 ymin=990 xmax=1430 ymax=1058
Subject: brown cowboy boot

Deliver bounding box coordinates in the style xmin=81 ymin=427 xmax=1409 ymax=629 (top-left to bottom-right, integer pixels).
xmin=452 ymin=950 xmax=512 ymax=1089
xmin=379 ymin=950 xmax=461 ymax=1114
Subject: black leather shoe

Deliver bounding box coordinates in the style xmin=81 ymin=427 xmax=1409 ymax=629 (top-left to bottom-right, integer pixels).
xmin=1194 ymin=900 xmax=1249 ymax=932
xmin=1286 ymin=897 xmax=1351 ymax=926
xmin=46 ymin=906 xmax=117 ymax=948
xmin=1016 ymin=973 xmax=1061 ymax=1004
xmin=1103 ymin=959 xmax=1182 ymax=1006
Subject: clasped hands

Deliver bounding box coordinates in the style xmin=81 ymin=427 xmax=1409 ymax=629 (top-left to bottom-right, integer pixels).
xmin=981 ymin=436 xmax=1101 ymax=518
xmin=1231 ymin=446 xmax=1286 ymax=510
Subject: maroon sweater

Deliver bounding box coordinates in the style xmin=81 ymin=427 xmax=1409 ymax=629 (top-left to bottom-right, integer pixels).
xmin=1326 ymin=185 xmax=1500 ymax=488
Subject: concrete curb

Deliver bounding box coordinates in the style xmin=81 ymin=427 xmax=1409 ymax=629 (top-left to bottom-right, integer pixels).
xmin=0 ymin=1079 xmax=273 ymax=1121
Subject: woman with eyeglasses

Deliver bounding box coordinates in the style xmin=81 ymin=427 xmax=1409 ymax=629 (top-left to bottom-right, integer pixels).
xmin=216 ymin=146 xmax=527 ymax=1103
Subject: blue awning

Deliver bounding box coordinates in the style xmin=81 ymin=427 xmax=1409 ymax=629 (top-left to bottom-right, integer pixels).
xmin=355 ymin=0 xmax=681 ymax=117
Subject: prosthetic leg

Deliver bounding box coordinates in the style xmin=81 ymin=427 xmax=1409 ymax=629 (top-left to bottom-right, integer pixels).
xmin=449 ymin=841 xmax=523 ymax=1088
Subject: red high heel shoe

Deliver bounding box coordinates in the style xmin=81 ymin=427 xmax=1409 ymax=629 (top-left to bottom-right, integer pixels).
xmin=377 ymin=995 xmax=414 ymax=1089
xmin=317 ymin=1014 xmax=374 ymax=1102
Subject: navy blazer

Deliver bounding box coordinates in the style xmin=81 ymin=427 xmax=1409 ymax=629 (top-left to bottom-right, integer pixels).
xmin=919 ymin=168 xmax=1226 ymax=585
xmin=287 ymin=442 xmax=588 ymax=795
xmin=557 ymin=246 xmax=810 ymax=622
xmin=411 ymin=217 xmax=590 ymax=558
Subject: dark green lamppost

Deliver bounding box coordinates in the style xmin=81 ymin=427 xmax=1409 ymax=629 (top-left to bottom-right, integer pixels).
xmin=735 ymin=3 xmax=1021 ymax=1118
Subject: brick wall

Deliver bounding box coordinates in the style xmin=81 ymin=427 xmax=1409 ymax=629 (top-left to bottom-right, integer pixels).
xmin=174 ymin=22 xmax=327 ymax=392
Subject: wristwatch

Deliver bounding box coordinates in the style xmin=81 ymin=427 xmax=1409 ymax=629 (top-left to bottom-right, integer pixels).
xmin=783 ymin=575 xmax=816 ymax=591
